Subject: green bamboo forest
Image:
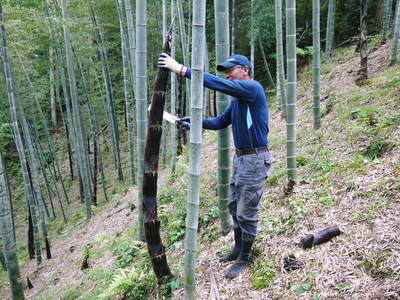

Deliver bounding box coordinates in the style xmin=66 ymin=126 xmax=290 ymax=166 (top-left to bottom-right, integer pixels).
xmin=0 ymin=0 xmax=399 ymax=299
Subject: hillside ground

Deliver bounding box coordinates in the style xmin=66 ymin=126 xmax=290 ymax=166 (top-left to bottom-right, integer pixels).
xmin=0 ymin=35 xmax=399 ymax=299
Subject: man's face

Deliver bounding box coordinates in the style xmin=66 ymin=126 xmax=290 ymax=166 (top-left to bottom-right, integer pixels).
xmin=224 ymin=65 xmax=248 ymax=80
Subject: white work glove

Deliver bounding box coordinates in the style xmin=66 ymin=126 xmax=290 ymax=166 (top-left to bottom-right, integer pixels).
xmin=158 ymin=53 xmax=184 ymax=74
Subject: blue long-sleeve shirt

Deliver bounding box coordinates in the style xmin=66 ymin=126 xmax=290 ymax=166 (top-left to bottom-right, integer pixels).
xmin=185 ymin=69 xmax=269 ymax=149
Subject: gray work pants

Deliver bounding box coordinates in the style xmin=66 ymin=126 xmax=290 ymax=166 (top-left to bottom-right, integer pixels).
xmin=228 ymin=151 xmax=273 ymax=240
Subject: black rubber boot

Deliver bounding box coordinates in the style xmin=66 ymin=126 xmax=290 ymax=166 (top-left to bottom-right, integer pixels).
xmin=225 ymin=236 xmax=254 ymax=279
xmin=219 ymin=227 xmax=242 ymax=262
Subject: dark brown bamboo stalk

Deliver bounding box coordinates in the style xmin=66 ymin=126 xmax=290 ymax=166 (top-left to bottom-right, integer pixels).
xmin=357 ymin=0 xmax=368 ymax=84
xmin=93 ymin=137 xmax=98 ymax=206
xmin=142 ymin=33 xmax=173 ymax=283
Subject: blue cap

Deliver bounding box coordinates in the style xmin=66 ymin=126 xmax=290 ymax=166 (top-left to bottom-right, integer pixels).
xmin=217 ymin=54 xmax=252 ymax=72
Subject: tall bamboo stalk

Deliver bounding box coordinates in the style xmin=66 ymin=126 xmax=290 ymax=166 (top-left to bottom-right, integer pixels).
xmin=312 ymin=0 xmax=321 ymax=129
xmin=214 ymin=0 xmax=232 ymax=235
xmin=161 ymin=0 xmax=168 ymax=169
xmin=394 ymin=0 xmax=399 ymax=32
xmin=176 ymin=0 xmax=191 ymax=115
xmin=116 ymin=0 xmax=135 ymax=185
xmin=0 ymin=243 xmax=6 ymax=270
xmin=325 ymin=0 xmax=336 ymax=59
xmin=203 ymin=38 xmax=210 ymax=118
xmin=0 ymin=4 xmax=42 ymax=266
xmin=390 ymin=0 xmax=400 ymax=65
xmin=50 ymin=48 xmax=57 ymax=128
xmin=250 ymin=0 xmax=255 ymax=78
xmin=184 ymin=0 xmax=205 ymax=297
xmin=124 ymin=0 xmax=137 ymax=100
xmin=286 ymin=0 xmax=297 ymax=186
xmin=383 ymin=0 xmax=391 ymax=43
xmin=231 ymin=0 xmax=236 ymax=54
xmin=62 ymin=0 xmax=92 ymax=219
xmin=124 ymin=0 xmax=137 ymax=185
xmin=142 ymin=36 xmax=173 ymax=283
xmin=275 ymin=0 xmax=286 ymax=114
xmin=0 ymin=151 xmax=25 ymax=300
xmin=388 ymin=0 xmax=394 ymax=30
xmin=171 ymin=0 xmax=178 ymax=173
xmin=136 ymin=0 xmax=147 ymax=241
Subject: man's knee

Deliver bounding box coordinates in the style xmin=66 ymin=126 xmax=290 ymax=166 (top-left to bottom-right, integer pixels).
xmin=236 ymin=218 xmax=258 ymax=238
xmin=227 ymin=198 xmax=237 ymax=216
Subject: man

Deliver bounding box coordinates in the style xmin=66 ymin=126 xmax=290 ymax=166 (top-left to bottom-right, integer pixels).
xmin=158 ymin=53 xmax=273 ymax=279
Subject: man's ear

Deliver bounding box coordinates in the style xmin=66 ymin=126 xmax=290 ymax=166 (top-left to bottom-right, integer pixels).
xmin=242 ymin=66 xmax=250 ymax=76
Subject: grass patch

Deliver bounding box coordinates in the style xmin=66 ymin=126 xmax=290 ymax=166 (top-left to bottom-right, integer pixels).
xmin=251 ymin=259 xmax=277 ymax=290
xmin=61 ymin=285 xmax=81 ymax=300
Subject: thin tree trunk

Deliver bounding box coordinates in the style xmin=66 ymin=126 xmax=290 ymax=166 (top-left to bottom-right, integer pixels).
xmin=27 ymin=213 xmax=34 ymax=260
xmin=325 ymin=0 xmax=336 ymax=59
xmin=258 ymin=38 xmax=276 ymax=88
xmin=357 ymin=0 xmax=368 ymax=83
xmin=93 ymin=136 xmax=98 ymax=206
xmin=275 ymin=0 xmax=286 ymax=115
xmin=313 ymin=0 xmax=321 ymax=129
xmin=390 ymin=0 xmax=400 ymax=65
xmin=286 ymin=0 xmax=297 ymax=188
xmin=214 ymin=0 xmax=233 ymax=236
xmin=0 ymin=151 xmax=25 ymax=300
xmin=1 ymin=151 xmax=15 ymax=241
xmin=50 ymin=48 xmax=57 ymax=128
xmin=136 ymin=0 xmax=147 ymax=241
xmin=184 ymin=0 xmax=205 ymax=296
xmin=143 ymin=36 xmax=173 ymax=283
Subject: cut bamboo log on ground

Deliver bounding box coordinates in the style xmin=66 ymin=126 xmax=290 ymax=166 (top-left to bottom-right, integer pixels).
xmin=300 ymin=226 xmax=341 ymax=249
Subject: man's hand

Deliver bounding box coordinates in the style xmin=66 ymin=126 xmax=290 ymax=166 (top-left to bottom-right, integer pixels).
xmin=158 ymin=53 xmax=183 ymax=74
xmin=177 ymin=116 xmax=190 ymax=130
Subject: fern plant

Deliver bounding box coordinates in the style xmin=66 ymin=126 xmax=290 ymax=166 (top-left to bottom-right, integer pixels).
xmin=98 ymin=267 xmax=153 ymax=299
